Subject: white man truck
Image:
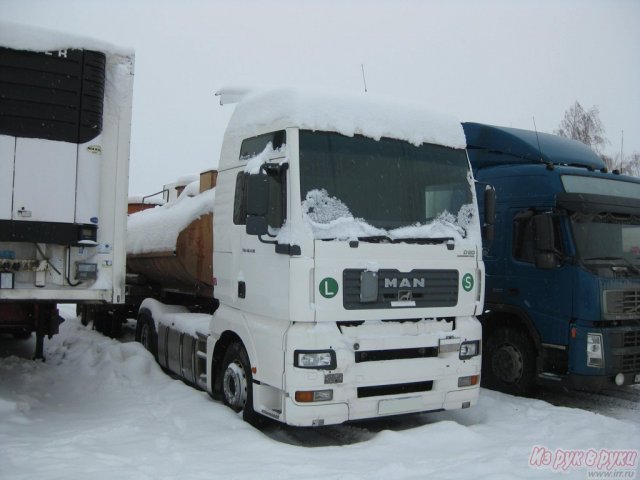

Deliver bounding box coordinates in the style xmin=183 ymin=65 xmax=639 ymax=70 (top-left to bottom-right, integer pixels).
xmin=0 ymin=24 xmax=133 ymax=358
xmin=123 ymin=88 xmax=484 ymax=426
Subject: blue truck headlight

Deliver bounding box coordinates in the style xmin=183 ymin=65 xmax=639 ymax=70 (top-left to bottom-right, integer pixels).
xmin=587 ymin=333 xmax=604 ymax=368
xmin=294 ymin=350 xmax=337 ymax=369
xmin=459 ymin=340 xmax=480 ymax=360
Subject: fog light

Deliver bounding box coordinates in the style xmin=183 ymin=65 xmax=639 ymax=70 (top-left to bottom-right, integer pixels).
xmin=615 ymin=373 xmax=625 ymax=386
xmin=0 ymin=271 xmax=14 ymax=289
xmin=294 ymin=350 xmax=337 ymax=370
xmin=458 ymin=375 xmax=479 ymax=387
xmin=459 ymin=341 xmax=480 ymax=360
xmin=295 ymin=390 xmax=333 ymax=403
xmin=587 ymin=333 xmax=604 ymax=368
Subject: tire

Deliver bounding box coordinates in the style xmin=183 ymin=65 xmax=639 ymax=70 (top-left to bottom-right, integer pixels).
xmin=12 ymin=329 xmax=32 ymax=340
xmin=220 ymin=342 xmax=257 ymax=424
xmin=79 ymin=305 xmax=92 ymax=327
xmin=483 ymin=327 xmax=537 ymax=396
xmin=135 ymin=310 xmax=158 ymax=360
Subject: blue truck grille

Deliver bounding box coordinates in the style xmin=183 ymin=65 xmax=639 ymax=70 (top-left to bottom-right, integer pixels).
xmin=343 ymin=269 xmax=459 ymax=310
xmin=623 ymin=331 xmax=640 ymax=348
xmin=605 ymin=289 xmax=640 ymax=316
xmin=621 ymin=354 xmax=640 ymax=373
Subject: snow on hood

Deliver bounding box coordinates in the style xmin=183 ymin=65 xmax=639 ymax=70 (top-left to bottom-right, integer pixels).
xmin=127 ymin=186 xmax=214 ymax=255
xmin=0 ymin=21 xmax=132 ymax=56
xmin=223 ymin=87 xmax=466 ymax=149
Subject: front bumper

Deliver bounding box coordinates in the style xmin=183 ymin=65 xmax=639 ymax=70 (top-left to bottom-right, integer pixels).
xmin=276 ymin=316 xmax=482 ymax=427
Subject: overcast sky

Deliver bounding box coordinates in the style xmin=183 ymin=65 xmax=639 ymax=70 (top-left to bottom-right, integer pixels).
xmin=2 ymin=0 xmax=639 ymax=194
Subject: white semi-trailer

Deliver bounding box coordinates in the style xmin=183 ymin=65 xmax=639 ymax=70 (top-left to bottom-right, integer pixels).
xmin=0 ymin=24 xmax=134 ymax=358
xmin=123 ymin=88 xmax=485 ymax=426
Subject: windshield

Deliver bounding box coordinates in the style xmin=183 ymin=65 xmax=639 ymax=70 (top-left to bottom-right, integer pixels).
xmin=571 ymin=212 xmax=640 ymax=268
xmin=298 ymin=131 xmax=475 ymax=241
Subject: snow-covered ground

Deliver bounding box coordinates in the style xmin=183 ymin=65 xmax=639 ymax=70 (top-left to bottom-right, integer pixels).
xmin=1 ymin=305 xmax=638 ymax=480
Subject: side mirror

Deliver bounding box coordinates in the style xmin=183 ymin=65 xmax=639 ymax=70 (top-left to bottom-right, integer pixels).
xmin=246 ymin=215 xmax=268 ymax=236
xmin=246 ymin=174 xmax=269 ymax=216
xmin=535 ymin=252 xmax=556 ymax=270
xmin=484 ymin=186 xmax=496 ymax=226
xmin=483 ymin=186 xmax=496 ymax=243
xmin=246 ymin=174 xmax=269 ymax=236
xmin=533 ymin=214 xmax=554 ymax=252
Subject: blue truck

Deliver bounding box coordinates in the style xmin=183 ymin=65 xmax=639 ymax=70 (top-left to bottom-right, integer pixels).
xmin=463 ymin=122 xmax=640 ymax=394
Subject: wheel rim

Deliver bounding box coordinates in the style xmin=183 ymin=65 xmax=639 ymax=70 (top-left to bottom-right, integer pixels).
xmin=140 ymin=322 xmax=150 ymax=350
xmin=223 ymin=361 xmax=247 ymax=410
xmin=492 ymin=344 xmax=524 ymax=383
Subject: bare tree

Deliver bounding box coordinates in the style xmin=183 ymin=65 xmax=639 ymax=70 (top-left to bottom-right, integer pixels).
xmin=555 ymin=101 xmax=609 ymax=156
xmin=621 ymin=152 xmax=640 ymax=178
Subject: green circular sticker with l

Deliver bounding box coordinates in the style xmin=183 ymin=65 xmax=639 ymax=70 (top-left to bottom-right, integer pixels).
xmin=462 ymin=273 xmax=474 ymax=292
xmin=319 ymin=277 xmax=339 ymax=299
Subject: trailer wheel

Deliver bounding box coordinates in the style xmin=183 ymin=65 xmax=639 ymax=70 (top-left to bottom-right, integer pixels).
xmin=221 ymin=342 xmax=257 ymax=424
xmin=12 ymin=329 xmax=32 ymax=340
xmin=483 ymin=327 xmax=536 ymax=396
xmin=136 ymin=310 xmax=158 ymax=360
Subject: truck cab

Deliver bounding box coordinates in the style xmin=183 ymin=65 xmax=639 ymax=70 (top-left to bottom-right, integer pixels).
xmin=464 ymin=122 xmax=640 ymax=393
xmin=200 ymin=89 xmax=484 ymax=426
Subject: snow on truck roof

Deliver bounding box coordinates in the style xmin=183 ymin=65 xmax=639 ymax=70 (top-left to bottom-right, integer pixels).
xmin=216 ymin=87 xmax=467 ymax=150
xmin=0 ymin=21 xmax=133 ymax=56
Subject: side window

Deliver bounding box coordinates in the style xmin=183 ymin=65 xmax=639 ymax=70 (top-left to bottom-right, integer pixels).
xmin=239 ymin=131 xmax=286 ymax=160
xmin=233 ymin=172 xmax=247 ymax=225
xmin=232 ymin=169 xmax=286 ymax=229
xmin=513 ymin=211 xmax=535 ymax=263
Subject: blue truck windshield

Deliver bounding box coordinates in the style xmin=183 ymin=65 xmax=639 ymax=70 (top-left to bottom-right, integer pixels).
xmin=298 ymin=130 xmax=474 ymax=240
xmin=571 ymin=212 xmax=640 ymax=270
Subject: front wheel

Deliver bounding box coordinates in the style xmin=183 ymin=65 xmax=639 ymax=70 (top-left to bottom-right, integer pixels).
xmin=483 ymin=327 xmax=537 ymax=396
xmin=135 ymin=310 xmax=158 ymax=360
xmin=220 ymin=342 xmax=257 ymax=424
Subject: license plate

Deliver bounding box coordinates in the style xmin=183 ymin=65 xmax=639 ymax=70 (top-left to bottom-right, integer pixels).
xmin=378 ymin=396 xmax=424 ymax=415
xmin=635 ymin=373 xmax=640 ymax=384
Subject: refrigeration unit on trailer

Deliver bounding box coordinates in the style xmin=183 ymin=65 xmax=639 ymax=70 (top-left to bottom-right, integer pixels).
xmin=127 ymin=88 xmax=486 ymax=426
xmin=464 ymin=122 xmax=640 ymax=393
xmin=0 ymin=24 xmax=133 ymax=358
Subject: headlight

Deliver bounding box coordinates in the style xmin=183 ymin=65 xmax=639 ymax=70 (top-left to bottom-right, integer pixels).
xmin=587 ymin=333 xmax=604 ymax=367
xmin=459 ymin=340 xmax=480 ymax=360
xmin=294 ymin=350 xmax=337 ymax=369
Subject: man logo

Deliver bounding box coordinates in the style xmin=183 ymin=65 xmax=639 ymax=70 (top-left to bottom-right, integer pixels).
xmin=398 ymin=290 xmax=413 ymax=301
xmin=384 ymin=278 xmax=425 ymax=289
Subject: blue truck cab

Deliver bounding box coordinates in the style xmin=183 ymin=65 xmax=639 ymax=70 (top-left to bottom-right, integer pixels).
xmin=463 ymin=122 xmax=640 ymax=394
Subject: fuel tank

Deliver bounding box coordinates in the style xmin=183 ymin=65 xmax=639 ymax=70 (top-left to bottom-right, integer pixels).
xmin=126 ymin=171 xmax=216 ymax=298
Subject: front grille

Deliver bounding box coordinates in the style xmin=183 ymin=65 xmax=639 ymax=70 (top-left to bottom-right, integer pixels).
xmin=621 ymin=354 xmax=640 ymax=373
xmin=357 ymin=381 xmax=433 ymax=398
xmin=355 ymin=346 xmax=438 ymax=363
xmin=343 ymin=269 xmax=458 ymax=310
xmin=623 ymin=331 xmax=640 ymax=348
xmin=605 ymin=290 xmax=640 ymax=316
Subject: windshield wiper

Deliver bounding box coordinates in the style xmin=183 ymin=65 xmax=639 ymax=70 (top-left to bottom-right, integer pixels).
xmin=358 ymin=236 xmax=456 ymax=246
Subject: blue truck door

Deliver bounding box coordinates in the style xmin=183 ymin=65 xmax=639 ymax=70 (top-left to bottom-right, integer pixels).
xmin=506 ymin=208 xmax=574 ymax=347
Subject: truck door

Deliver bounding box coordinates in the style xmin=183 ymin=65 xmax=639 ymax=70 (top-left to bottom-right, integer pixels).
xmin=236 ymin=162 xmax=290 ymax=321
xmin=506 ymin=208 xmax=574 ymax=346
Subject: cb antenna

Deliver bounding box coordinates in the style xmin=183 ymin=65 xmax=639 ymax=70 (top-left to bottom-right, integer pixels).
xmin=532 ymin=116 xmax=545 ymax=162
xmin=620 ymin=129 xmax=624 ymax=170
xmin=361 ymin=64 xmax=368 ymax=93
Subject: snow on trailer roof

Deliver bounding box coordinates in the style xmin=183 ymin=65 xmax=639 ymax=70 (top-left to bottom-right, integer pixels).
xmin=217 ymin=87 xmax=467 ymax=150
xmin=0 ymin=21 xmax=133 ymax=56
xmin=127 ymin=182 xmax=214 ymax=255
